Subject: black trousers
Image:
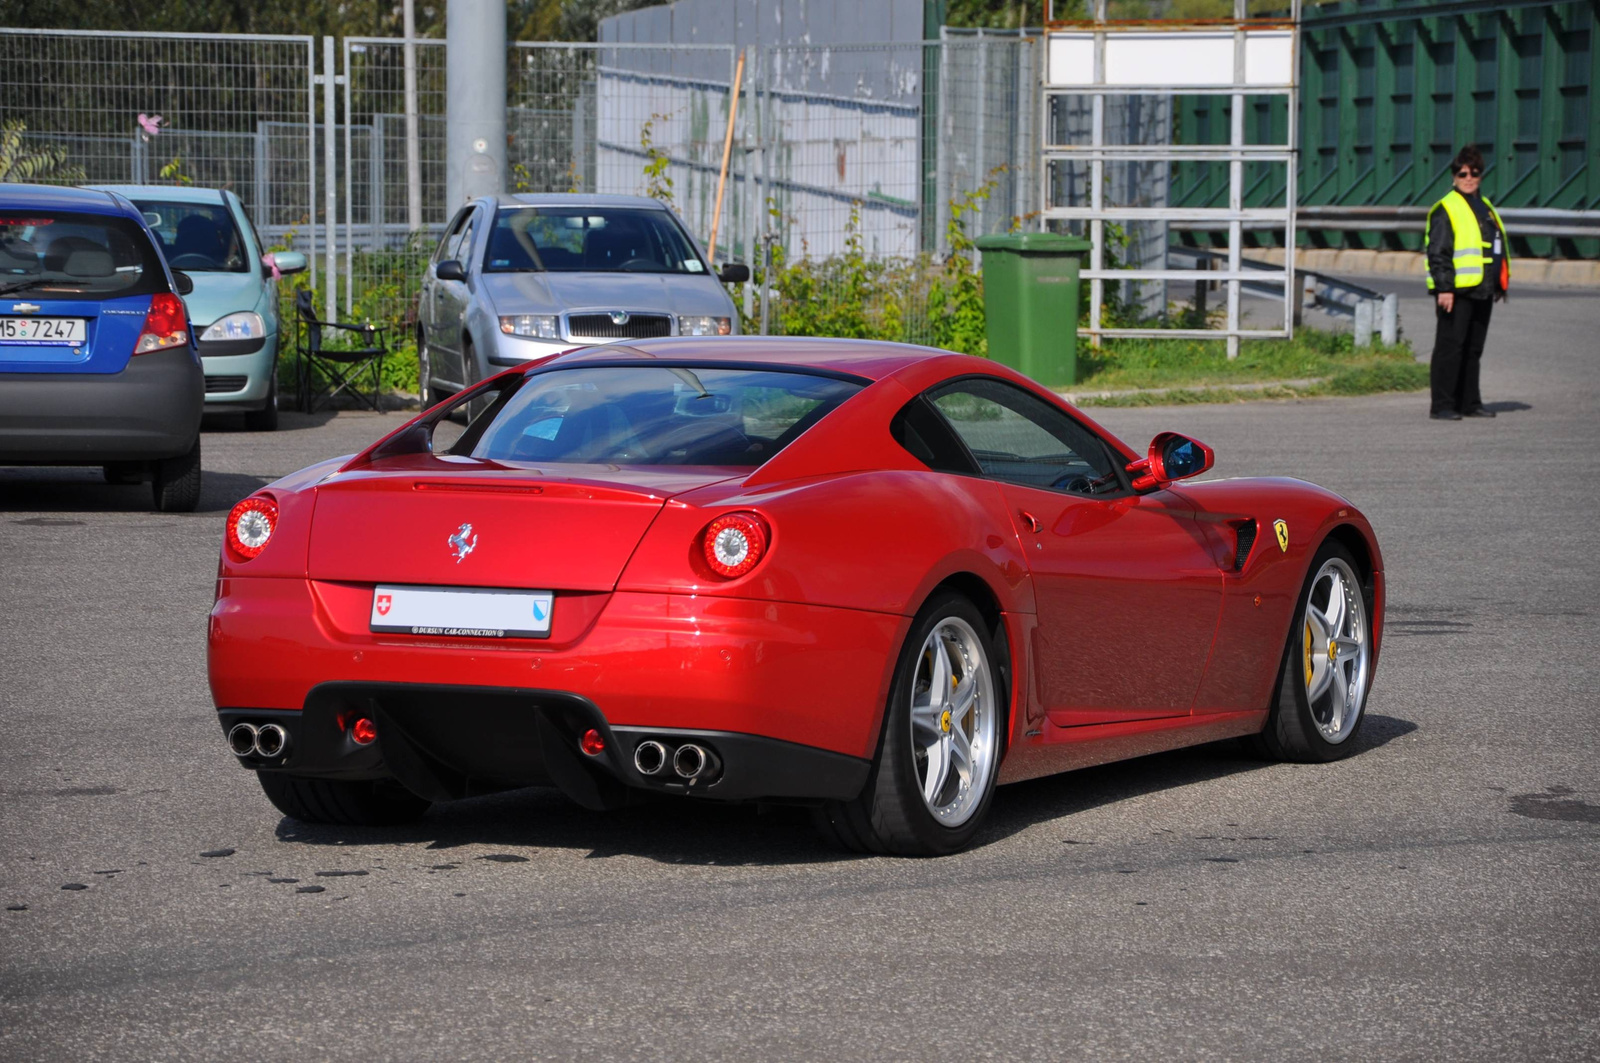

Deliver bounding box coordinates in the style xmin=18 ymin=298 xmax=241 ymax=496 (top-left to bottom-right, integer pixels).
xmin=1430 ymin=294 xmax=1493 ymax=414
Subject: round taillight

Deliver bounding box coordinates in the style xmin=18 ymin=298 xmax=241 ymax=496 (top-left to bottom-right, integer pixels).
xmin=351 ymin=717 xmax=378 ymax=745
xmin=225 ymin=496 xmax=278 ymax=561
xmin=579 ymin=728 xmax=606 ymax=756
xmin=702 ymin=512 xmax=768 ymax=579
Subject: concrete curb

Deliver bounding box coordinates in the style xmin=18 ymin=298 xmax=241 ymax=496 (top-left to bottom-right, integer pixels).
xmin=1058 ymin=376 xmax=1330 ymax=404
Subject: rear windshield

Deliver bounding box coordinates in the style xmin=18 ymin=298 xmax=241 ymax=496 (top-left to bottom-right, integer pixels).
xmin=470 ymin=366 xmax=863 ymax=467
xmin=483 ymin=206 xmax=706 ymax=275
xmin=0 ymin=210 xmax=166 ymax=300
xmin=131 ymin=199 xmax=248 ymax=272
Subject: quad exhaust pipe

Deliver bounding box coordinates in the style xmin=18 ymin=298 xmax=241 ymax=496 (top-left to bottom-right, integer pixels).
xmin=228 ymin=722 xmax=289 ymax=760
xmin=632 ymin=739 xmax=721 ymax=783
xmin=673 ymin=743 xmax=719 ymax=781
xmin=633 ymin=740 xmax=668 ymax=776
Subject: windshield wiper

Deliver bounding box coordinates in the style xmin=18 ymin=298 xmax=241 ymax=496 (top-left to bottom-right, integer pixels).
xmin=0 ymin=277 xmax=54 ymax=297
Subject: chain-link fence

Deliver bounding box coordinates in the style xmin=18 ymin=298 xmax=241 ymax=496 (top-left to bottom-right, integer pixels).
xmin=2 ymin=28 xmax=1049 ymax=350
xmin=0 ymin=28 xmax=320 ymax=290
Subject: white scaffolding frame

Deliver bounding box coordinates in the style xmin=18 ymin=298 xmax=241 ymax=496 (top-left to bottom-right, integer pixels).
xmin=1042 ymin=0 xmax=1302 ymax=356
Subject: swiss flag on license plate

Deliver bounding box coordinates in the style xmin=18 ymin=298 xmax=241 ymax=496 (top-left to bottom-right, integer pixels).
xmin=375 ymin=593 xmax=392 ymax=616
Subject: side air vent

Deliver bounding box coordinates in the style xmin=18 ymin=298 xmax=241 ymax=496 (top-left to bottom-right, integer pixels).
xmin=1231 ymin=520 xmax=1258 ymax=571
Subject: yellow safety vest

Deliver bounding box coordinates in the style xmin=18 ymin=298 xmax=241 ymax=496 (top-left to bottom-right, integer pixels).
xmin=1425 ymin=190 xmax=1510 ymax=291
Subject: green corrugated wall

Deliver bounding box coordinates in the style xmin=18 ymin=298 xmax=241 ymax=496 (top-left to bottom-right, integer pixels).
xmin=1172 ymin=0 xmax=1599 ymax=258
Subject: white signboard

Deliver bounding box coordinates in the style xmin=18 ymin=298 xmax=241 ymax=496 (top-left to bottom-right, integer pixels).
xmin=1047 ymin=30 xmax=1294 ymax=88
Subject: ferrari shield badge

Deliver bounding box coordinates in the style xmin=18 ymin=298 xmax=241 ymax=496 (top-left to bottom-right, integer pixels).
xmin=1273 ymin=519 xmax=1289 ymax=553
xmin=448 ymin=522 xmax=478 ymax=563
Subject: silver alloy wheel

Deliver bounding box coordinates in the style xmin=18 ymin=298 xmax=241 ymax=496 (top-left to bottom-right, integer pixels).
xmin=908 ymin=617 xmax=997 ymax=826
xmin=1301 ymin=556 xmax=1371 ymax=744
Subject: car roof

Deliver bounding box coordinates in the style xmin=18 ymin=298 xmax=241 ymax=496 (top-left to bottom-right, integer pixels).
xmin=482 ymin=193 xmax=672 ymax=211
xmin=0 ymin=183 xmax=134 ymax=216
xmin=87 ymin=185 xmax=230 ymax=206
xmin=548 ymin=336 xmax=965 ymax=382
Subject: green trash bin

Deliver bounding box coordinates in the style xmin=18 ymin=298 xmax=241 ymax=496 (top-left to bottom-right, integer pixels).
xmin=974 ymin=232 xmax=1090 ymax=386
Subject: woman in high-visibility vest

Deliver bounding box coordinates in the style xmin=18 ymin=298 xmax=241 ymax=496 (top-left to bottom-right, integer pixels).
xmin=1426 ymin=144 xmax=1510 ymax=420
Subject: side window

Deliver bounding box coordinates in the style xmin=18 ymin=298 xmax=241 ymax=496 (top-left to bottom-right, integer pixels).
xmin=890 ymin=397 xmax=979 ymax=474
xmin=434 ymin=209 xmax=471 ymax=263
xmin=928 ymin=377 xmax=1124 ymax=496
xmin=457 ymin=210 xmax=481 ymax=267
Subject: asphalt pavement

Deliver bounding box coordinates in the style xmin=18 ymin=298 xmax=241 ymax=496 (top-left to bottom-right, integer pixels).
xmin=2 ymin=282 xmax=1597 ymax=1061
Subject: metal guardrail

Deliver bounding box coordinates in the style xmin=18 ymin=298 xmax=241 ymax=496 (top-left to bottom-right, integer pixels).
xmin=1169 ymin=245 xmax=1399 ymax=347
xmin=1173 ymin=206 xmax=1600 ymax=241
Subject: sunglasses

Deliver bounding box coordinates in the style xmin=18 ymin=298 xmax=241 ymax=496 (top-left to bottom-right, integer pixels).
xmin=1456 ymin=167 xmax=1484 ymax=178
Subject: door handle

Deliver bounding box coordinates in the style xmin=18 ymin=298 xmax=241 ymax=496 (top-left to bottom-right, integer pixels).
xmin=1020 ymin=510 xmax=1042 ymax=534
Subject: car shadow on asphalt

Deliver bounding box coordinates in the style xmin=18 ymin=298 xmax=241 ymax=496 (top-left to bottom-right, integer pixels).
xmin=973 ymin=713 xmax=1419 ymax=848
xmin=202 ymin=409 xmax=340 ymax=433
xmin=0 ymin=468 xmax=269 ymax=514
xmin=265 ymin=714 xmax=1419 ymax=864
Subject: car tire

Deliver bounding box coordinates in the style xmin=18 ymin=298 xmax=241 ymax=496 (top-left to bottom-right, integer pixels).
xmin=257 ymin=772 xmax=430 ymax=826
xmin=1251 ymin=540 xmax=1374 ymax=763
xmin=151 ymin=437 xmax=201 ymax=513
xmin=456 ymin=337 xmax=487 ymax=423
xmin=813 ymin=591 xmax=1004 ymax=856
xmin=244 ymin=375 xmax=280 ymax=431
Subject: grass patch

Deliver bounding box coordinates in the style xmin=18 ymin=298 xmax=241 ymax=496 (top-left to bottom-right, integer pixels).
xmin=1068 ymin=328 xmax=1424 ymax=402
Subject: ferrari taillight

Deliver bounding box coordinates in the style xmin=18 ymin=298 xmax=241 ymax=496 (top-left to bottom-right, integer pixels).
xmin=225 ymin=496 xmax=278 ymax=561
xmin=702 ymin=512 xmax=768 ymax=579
xmin=134 ymin=292 xmax=190 ymax=355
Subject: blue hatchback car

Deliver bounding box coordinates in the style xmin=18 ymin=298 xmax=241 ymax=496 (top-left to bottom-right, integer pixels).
xmin=0 ymin=184 xmax=204 ymax=511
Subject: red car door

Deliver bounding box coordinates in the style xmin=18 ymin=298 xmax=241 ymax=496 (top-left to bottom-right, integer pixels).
xmin=924 ymin=378 xmax=1223 ymax=727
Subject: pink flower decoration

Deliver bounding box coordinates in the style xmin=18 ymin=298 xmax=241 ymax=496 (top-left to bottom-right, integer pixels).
xmin=261 ymin=254 xmax=282 ymax=280
xmin=137 ymin=113 xmax=163 ymax=141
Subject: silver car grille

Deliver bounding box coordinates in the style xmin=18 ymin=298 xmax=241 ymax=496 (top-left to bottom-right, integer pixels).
xmin=567 ymin=312 xmax=672 ymax=340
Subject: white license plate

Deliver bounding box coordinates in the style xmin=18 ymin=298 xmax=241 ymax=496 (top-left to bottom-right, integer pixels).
xmin=0 ymin=317 xmax=87 ymax=344
xmin=370 ymin=584 xmax=554 ymax=638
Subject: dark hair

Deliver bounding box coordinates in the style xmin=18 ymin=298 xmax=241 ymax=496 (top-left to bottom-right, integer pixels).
xmin=1450 ymin=145 xmax=1485 ymax=174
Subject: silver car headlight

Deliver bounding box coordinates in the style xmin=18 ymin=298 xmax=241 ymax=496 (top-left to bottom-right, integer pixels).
xmin=201 ymin=312 xmax=266 ymax=342
xmin=678 ymin=315 xmax=732 ymax=337
xmin=500 ymin=314 xmax=561 ymax=339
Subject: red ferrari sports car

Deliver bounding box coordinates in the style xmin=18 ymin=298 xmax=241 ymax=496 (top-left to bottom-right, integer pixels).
xmin=209 ymin=337 xmax=1382 ymax=855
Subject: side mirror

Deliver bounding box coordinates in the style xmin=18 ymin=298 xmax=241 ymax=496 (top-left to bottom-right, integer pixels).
xmin=436 ymin=259 xmax=467 ymax=282
xmin=1127 ymin=431 xmax=1214 ymax=491
xmin=717 ymin=262 xmax=750 ymax=284
xmin=266 ymin=251 xmax=307 ymax=275
xmin=171 ymin=269 xmax=194 ymax=296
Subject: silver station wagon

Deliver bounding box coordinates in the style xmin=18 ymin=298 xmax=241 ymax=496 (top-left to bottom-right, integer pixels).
xmin=416 ymin=193 xmax=749 ymax=406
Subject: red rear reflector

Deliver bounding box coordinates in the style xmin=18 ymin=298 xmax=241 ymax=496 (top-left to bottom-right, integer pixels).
xmin=135 ymin=292 xmax=189 ymax=355
xmin=351 ymin=718 xmax=378 ymax=745
xmin=225 ymin=496 xmax=278 ymax=561
xmin=579 ymin=729 xmax=606 ymax=756
xmin=702 ymin=512 xmax=768 ymax=579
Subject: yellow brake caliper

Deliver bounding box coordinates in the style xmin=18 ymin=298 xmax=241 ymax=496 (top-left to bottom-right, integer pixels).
xmin=1304 ymin=621 xmax=1314 ymax=688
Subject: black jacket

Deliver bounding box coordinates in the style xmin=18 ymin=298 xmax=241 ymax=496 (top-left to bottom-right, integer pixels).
xmin=1427 ymin=190 xmax=1505 ymax=298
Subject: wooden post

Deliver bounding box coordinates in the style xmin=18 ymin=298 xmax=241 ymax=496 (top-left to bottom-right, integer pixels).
xmin=708 ymin=50 xmax=746 ymax=267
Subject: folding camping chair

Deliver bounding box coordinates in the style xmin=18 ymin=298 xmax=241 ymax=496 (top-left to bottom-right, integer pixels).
xmin=295 ymin=289 xmax=388 ymax=413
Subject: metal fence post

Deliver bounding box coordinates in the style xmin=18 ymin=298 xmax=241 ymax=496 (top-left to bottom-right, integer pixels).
xmin=323 ymin=35 xmax=338 ymax=322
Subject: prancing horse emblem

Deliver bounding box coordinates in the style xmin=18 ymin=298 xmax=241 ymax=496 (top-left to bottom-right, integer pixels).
xmin=448 ymin=522 xmax=478 ymax=563
xmin=609 ymin=310 xmax=630 ymax=326
xmin=1273 ymin=519 xmax=1289 ymax=553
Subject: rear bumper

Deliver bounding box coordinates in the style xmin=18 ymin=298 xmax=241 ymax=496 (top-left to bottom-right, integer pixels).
xmin=0 ymin=346 xmax=202 ymax=462
xmin=208 ymin=581 xmax=906 ymax=801
xmin=200 ymin=336 xmax=276 ymax=412
xmin=218 ymin=689 xmax=871 ymax=806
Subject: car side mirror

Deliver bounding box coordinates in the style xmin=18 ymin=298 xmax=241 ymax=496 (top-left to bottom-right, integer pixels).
xmin=436 ymin=259 xmax=467 ymax=282
xmin=717 ymin=262 xmax=750 ymax=284
xmin=1127 ymin=431 xmax=1214 ymax=491
xmin=266 ymin=251 xmax=307 ymax=275
xmin=171 ymin=269 xmax=194 ymax=296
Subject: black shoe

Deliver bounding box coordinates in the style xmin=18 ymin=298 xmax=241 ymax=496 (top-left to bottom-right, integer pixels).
xmin=1463 ymin=407 xmax=1497 ymax=418
xmin=1430 ymin=410 xmax=1463 ymax=421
